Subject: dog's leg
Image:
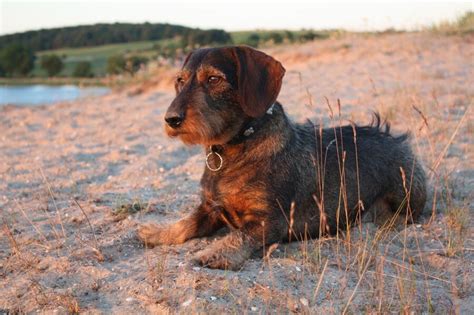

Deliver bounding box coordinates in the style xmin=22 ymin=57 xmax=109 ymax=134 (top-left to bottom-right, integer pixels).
xmin=138 ymin=204 xmax=222 ymax=246
xmin=193 ymin=220 xmax=277 ymax=270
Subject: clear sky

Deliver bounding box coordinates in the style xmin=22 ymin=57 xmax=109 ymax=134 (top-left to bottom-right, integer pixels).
xmin=0 ymin=0 xmax=472 ymax=35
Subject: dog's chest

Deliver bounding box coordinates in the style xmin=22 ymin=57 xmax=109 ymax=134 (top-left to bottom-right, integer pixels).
xmin=202 ymin=170 xmax=268 ymax=227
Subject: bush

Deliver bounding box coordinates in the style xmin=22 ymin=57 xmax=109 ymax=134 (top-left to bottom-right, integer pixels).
xmin=457 ymin=11 xmax=474 ymax=29
xmin=245 ymin=33 xmax=260 ymax=48
xmin=430 ymin=11 xmax=474 ymax=35
xmin=40 ymin=54 xmax=63 ymax=76
xmin=107 ymin=55 xmax=126 ymax=75
xmin=0 ymin=44 xmax=35 ymax=77
xmin=267 ymin=32 xmax=284 ymax=44
xmin=183 ymin=29 xmax=232 ymax=48
xmin=73 ymin=61 xmax=93 ymax=77
xmin=107 ymin=55 xmax=148 ymax=75
xmin=284 ymin=31 xmax=295 ymax=43
xmin=124 ymin=56 xmax=148 ymax=75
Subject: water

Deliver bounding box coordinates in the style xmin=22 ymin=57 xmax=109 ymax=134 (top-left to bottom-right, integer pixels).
xmin=0 ymin=85 xmax=110 ymax=106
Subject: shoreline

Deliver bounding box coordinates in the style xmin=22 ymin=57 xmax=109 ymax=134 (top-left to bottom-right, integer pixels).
xmin=0 ymin=77 xmax=109 ymax=86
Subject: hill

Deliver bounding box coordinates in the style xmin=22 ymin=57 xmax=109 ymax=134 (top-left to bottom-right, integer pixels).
xmin=0 ymin=23 xmax=232 ymax=51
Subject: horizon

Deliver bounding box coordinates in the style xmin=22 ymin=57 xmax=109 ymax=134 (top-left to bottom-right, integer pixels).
xmin=0 ymin=0 xmax=471 ymax=36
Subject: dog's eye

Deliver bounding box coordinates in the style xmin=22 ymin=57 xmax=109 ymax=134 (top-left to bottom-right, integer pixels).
xmin=176 ymin=77 xmax=185 ymax=85
xmin=207 ymin=76 xmax=221 ymax=85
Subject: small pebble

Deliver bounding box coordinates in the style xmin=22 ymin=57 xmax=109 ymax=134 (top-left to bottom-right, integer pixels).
xmin=251 ymin=306 xmax=258 ymax=311
xmin=182 ymin=299 xmax=193 ymax=307
xmin=192 ymin=266 xmax=201 ymax=271
xmin=295 ymin=266 xmax=302 ymax=272
xmin=126 ymin=297 xmax=135 ymax=303
xmin=210 ymin=296 xmax=217 ymax=301
xmin=300 ymin=297 xmax=309 ymax=306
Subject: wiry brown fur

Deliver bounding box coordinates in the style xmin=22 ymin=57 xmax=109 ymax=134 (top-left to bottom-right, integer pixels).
xmin=138 ymin=46 xmax=427 ymax=270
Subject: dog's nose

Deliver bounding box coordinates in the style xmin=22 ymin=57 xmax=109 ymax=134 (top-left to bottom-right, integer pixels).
xmin=165 ymin=113 xmax=184 ymax=128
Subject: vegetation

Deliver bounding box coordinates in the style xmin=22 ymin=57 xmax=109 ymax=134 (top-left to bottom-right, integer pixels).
xmin=1 ymin=29 xmax=332 ymax=79
xmin=0 ymin=23 xmax=235 ymax=79
xmin=40 ymin=54 xmax=63 ymax=77
xmin=2 ymin=11 xmax=470 ymax=82
xmin=72 ymin=61 xmax=93 ymax=78
xmin=106 ymin=55 xmax=126 ymax=75
xmin=0 ymin=44 xmax=35 ymax=77
xmin=0 ymin=22 xmax=226 ymax=51
xmin=231 ymin=29 xmax=332 ymax=47
xmin=430 ymin=10 xmax=474 ymax=35
xmin=106 ymin=55 xmax=149 ymax=75
xmin=181 ymin=29 xmax=232 ymax=48
xmin=123 ymin=56 xmax=149 ymax=76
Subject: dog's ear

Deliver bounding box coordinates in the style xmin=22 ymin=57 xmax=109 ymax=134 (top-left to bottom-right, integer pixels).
xmin=182 ymin=51 xmax=194 ymax=68
xmin=232 ymin=46 xmax=286 ymax=118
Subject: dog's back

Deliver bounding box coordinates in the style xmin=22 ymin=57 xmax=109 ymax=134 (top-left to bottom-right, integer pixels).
xmin=277 ymin=112 xmax=427 ymax=239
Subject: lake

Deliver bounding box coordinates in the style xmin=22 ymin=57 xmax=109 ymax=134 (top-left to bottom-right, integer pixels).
xmin=0 ymin=85 xmax=110 ymax=106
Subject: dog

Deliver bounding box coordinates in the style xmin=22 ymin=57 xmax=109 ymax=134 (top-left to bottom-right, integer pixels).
xmin=138 ymin=46 xmax=427 ymax=270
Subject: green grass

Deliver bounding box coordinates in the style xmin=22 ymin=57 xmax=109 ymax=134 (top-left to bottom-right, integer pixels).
xmin=5 ymin=13 xmax=472 ymax=84
xmin=11 ymin=28 xmax=342 ymax=82
xmin=28 ymin=29 xmax=337 ymax=79
xmin=33 ymin=39 xmax=172 ymax=77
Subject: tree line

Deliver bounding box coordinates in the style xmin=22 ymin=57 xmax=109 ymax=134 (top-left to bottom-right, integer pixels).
xmin=0 ymin=23 xmax=227 ymax=51
xmin=0 ymin=23 xmax=232 ymax=77
xmin=0 ymin=22 xmax=327 ymax=78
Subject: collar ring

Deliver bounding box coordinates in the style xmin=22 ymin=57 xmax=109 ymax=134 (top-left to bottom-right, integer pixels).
xmin=206 ymin=147 xmax=223 ymax=172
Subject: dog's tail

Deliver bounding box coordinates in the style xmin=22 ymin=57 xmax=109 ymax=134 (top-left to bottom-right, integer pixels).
xmin=369 ymin=112 xmax=409 ymax=142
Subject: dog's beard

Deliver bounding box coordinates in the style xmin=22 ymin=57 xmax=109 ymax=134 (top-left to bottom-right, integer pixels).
xmin=165 ymin=121 xmax=218 ymax=146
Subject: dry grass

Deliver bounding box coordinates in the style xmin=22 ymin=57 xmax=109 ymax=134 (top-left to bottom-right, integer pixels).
xmin=430 ymin=11 xmax=474 ymax=35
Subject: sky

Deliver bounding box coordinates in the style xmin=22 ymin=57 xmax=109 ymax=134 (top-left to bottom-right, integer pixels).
xmin=0 ymin=0 xmax=472 ymax=35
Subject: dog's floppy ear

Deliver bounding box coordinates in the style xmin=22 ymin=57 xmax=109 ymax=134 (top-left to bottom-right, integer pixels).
xmin=182 ymin=51 xmax=194 ymax=68
xmin=232 ymin=46 xmax=286 ymax=118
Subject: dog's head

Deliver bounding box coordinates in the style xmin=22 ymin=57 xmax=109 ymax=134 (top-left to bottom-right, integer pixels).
xmin=164 ymin=46 xmax=285 ymax=145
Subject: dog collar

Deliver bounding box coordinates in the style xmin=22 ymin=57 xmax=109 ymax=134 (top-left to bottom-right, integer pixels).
xmin=226 ymin=103 xmax=276 ymax=146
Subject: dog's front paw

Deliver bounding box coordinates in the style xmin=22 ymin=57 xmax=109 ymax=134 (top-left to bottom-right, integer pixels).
xmin=193 ymin=248 xmax=236 ymax=270
xmin=137 ymin=223 xmax=166 ymax=247
xmin=193 ymin=245 xmax=249 ymax=271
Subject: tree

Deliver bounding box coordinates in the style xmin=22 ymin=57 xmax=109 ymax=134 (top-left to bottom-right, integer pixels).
xmin=0 ymin=23 xmax=231 ymax=52
xmin=72 ymin=61 xmax=93 ymax=77
xmin=0 ymin=44 xmax=34 ymax=77
xmin=40 ymin=54 xmax=63 ymax=76
xmin=124 ymin=56 xmax=148 ymax=75
xmin=267 ymin=32 xmax=283 ymax=44
xmin=284 ymin=31 xmax=295 ymax=43
xmin=246 ymin=33 xmax=260 ymax=48
xmin=107 ymin=55 xmax=148 ymax=75
xmin=107 ymin=55 xmax=126 ymax=74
